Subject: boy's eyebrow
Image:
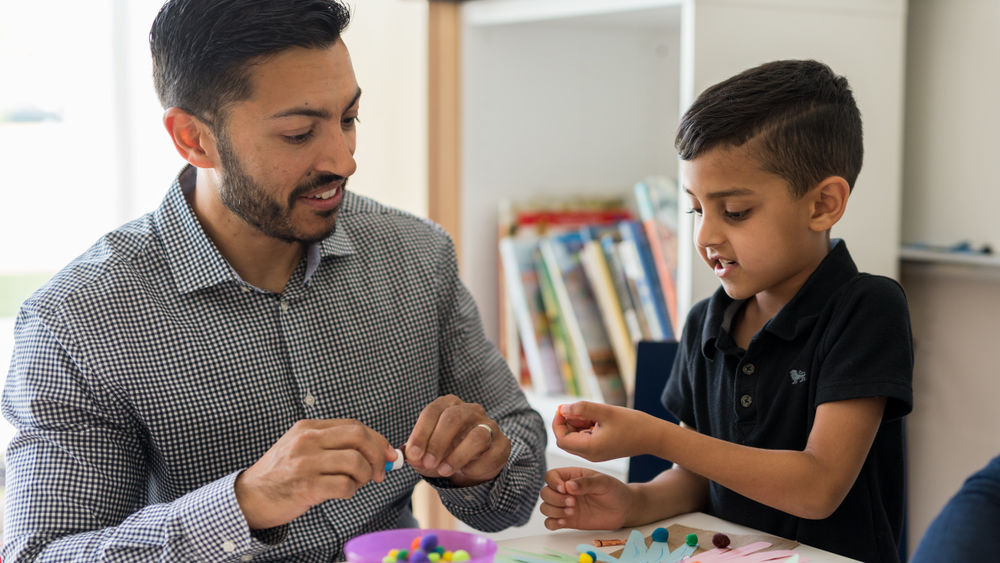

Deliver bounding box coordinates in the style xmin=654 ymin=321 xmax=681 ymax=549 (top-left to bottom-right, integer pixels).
xmin=684 ymin=187 xmax=755 ymax=200
xmin=269 ymin=87 xmax=362 ymax=120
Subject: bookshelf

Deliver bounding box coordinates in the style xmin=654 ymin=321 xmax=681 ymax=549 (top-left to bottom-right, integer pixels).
xmin=447 ymin=0 xmax=907 ymax=503
xmin=458 ymin=0 xmax=907 ymax=353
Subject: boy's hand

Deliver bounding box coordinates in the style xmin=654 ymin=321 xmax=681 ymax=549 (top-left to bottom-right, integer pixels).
xmin=553 ymin=401 xmax=652 ymax=461
xmin=539 ymin=467 xmax=633 ymax=530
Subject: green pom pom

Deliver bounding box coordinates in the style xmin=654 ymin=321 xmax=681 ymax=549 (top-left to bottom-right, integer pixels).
xmin=685 ymin=533 xmax=698 ymax=546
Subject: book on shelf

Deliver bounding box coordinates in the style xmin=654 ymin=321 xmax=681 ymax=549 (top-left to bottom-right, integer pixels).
xmin=578 ymin=238 xmax=637 ymax=400
xmin=498 ymin=236 xmax=565 ymax=396
xmin=534 ymin=248 xmax=580 ymax=396
xmin=539 ymin=232 xmax=627 ymax=406
xmin=634 ymin=178 xmax=680 ymax=336
xmin=618 ymin=219 xmax=674 ymax=341
xmin=600 ymin=233 xmax=647 ymax=345
xmin=497 ymin=196 xmax=633 ymax=397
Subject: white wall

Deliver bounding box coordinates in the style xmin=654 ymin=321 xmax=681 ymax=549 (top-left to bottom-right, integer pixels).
xmin=903 ymin=0 xmax=1000 ymax=250
xmin=343 ymin=0 xmax=429 ymax=217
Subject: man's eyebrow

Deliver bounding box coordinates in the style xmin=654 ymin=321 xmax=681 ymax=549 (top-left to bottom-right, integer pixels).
xmin=684 ymin=186 xmax=755 ymax=200
xmin=269 ymin=87 xmax=362 ymax=120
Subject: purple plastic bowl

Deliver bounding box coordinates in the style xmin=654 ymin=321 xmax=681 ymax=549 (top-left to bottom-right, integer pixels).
xmin=344 ymin=528 xmax=497 ymax=563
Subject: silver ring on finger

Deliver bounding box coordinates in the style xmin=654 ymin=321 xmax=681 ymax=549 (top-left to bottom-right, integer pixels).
xmin=475 ymin=423 xmax=494 ymax=447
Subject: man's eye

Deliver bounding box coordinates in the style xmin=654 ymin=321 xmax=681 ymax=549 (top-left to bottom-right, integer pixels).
xmin=342 ymin=116 xmax=359 ymax=129
xmin=685 ymin=208 xmax=703 ymax=216
xmin=725 ymin=209 xmax=750 ymax=220
xmin=283 ymin=130 xmax=314 ymax=144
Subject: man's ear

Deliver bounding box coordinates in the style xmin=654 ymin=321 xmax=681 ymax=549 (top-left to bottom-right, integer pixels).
xmin=808 ymin=176 xmax=850 ymax=232
xmin=163 ymin=107 xmax=217 ymax=168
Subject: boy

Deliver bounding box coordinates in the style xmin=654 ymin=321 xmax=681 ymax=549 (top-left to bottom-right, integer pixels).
xmin=539 ymin=60 xmax=912 ymax=562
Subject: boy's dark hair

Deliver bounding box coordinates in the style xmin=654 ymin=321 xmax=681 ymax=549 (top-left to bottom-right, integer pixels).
xmin=675 ymin=59 xmax=863 ymax=197
xmin=150 ymin=0 xmax=351 ymax=126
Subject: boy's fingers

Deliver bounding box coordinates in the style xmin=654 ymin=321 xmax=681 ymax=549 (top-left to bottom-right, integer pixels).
xmin=565 ymin=474 xmax=607 ymax=495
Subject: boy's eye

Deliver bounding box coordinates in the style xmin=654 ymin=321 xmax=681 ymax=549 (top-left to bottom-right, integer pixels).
xmin=685 ymin=208 xmax=703 ymax=217
xmin=724 ymin=209 xmax=750 ymax=220
xmin=283 ymin=130 xmax=314 ymax=144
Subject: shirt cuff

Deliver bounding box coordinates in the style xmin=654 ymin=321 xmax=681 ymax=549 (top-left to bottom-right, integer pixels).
xmin=430 ymin=472 xmax=505 ymax=516
xmin=174 ymin=471 xmax=288 ymax=561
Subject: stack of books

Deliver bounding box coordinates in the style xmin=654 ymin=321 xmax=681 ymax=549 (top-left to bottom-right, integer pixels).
xmin=498 ymin=178 xmax=679 ymax=407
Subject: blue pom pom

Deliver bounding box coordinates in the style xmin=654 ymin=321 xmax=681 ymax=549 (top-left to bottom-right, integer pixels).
xmin=651 ymin=527 xmax=669 ymax=543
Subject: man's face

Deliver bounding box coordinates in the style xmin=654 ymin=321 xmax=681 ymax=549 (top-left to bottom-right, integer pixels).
xmin=212 ymin=40 xmax=360 ymax=243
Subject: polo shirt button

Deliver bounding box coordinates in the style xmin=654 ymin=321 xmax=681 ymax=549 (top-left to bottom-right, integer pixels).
xmin=241 ymin=556 xmax=254 ymax=562
xmin=304 ymin=393 xmax=316 ymax=406
xmin=221 ymin=540 xmax=237 ymax=553
xmin=241 ymin=286 xmax=251 ymax=293
xmin=740 ymin=394 xmax=753 ymax=408
xmin=280 ymin=302 xmax=289 ymax=312
xmin=464 ymin=494 xmax=475 ymax=501
xmin=741 ymin=363 xmax=756 ymax=375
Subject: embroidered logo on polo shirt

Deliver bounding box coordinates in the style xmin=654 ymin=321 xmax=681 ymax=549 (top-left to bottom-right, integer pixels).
xmin=789 ymin=369 xmax=807 ymax=384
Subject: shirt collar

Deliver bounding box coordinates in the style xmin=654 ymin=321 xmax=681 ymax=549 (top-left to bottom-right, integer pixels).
xmin=153 ymin=165 xmax=357 ymax=294
xmin=700 ymin=239 xmax=858 ymax=356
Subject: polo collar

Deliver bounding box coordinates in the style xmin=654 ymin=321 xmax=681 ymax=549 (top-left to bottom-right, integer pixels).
xmin=700 ymin=239 xmax=857 ymax=356
xmin=154 ymin=166 xmax=357 ymax=294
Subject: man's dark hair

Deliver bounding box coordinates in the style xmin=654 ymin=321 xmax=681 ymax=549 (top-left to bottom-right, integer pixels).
xmin=675 ymin=59 xmax=863 ymax=197
xmin=150 ymin=0 xmax=351 ymax=126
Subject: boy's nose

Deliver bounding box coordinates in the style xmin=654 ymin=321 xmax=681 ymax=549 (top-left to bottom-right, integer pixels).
xmin=694 ymin=213 xmax=723 ymax=248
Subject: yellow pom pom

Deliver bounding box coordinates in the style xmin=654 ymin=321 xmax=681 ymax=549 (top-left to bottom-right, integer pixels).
xmin=578 ymin=553 xmax=595 ymax=563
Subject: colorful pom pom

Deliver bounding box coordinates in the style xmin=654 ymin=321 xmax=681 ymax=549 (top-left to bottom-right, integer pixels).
xmin=685 ymin=533 xmax=698 ymax=546
xmin=712 ymin=532 xmax=731 ymax=549
xmin=651 ymin=527 xmax=669 ymax=543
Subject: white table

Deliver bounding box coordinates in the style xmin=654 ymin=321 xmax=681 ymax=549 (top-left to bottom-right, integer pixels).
xmin=494 ymin=512 xmax=860 ymax=562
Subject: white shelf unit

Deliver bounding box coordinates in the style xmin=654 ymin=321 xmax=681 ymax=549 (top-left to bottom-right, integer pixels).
xmin=458 ymin=0 xmax=906 ymax=433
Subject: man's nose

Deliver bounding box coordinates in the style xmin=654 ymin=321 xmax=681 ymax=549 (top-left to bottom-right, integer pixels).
xmin=316 ymin=128 xmax=357 ymax=178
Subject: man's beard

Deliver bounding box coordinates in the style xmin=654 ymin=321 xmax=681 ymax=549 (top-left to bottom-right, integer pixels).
xmin=215 ymin=134 xmax=345 ymax=244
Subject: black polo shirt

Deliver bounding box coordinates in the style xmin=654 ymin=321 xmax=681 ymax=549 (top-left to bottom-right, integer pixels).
xmin=663 ymin=240 xmax=913 ymax=563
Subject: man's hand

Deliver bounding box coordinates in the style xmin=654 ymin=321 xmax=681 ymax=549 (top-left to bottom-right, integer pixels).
xmin=404 ymin=395 xmax=510 ymax=486
xmin=235 ymin=419 xmax=394 ymax=529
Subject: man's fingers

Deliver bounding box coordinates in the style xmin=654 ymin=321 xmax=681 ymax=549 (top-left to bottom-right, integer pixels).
xmin=406 ymin=395 xmax=460 ymax=464
xmin=290 ymin=419 xmax=391 ymax=480
xmin=436 ymin=422 xmax=495 ymax=476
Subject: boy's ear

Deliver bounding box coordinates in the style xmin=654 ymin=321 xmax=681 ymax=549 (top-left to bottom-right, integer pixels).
xmin=163 ymin=107 xmax=218 ymax=169
xmin=808 ymin=176 xmax=850 ymax=232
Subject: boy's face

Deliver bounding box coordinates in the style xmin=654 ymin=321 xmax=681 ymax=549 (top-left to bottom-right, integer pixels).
xmin=681 ymin=145 xmax=828 ymax=307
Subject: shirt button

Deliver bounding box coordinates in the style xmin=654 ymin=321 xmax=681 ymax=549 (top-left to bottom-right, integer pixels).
xmin=241 ymin=556 xmax=254 ymax=562
xmin=280 ymin=302 xmax=289 ymax=312
xmin=740 ymin=394 xmax=753 ymax=408
xmin=221 ymin=540 xmax=237 ymax=553
xmin=304 ymin=393 xmax=316 ymax=406
xmin=464 ymin=494 xmax=475 ymax=501
xmin=241 ymin=286 xmax=251 ymax=293
xmin=741 ymin=363 xmax=756 ymax=375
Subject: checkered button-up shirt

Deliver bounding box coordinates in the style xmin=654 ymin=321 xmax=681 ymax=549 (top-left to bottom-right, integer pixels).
xmin=2 ymin=166 xmax=547 ymax=562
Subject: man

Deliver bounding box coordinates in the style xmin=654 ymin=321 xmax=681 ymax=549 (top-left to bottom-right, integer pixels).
xmin=1 ymin=1 xmax=546 ymax=560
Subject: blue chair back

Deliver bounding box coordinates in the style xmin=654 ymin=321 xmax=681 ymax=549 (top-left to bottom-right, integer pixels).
xmin=627 ymin=340 xmax=679 ymax=483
